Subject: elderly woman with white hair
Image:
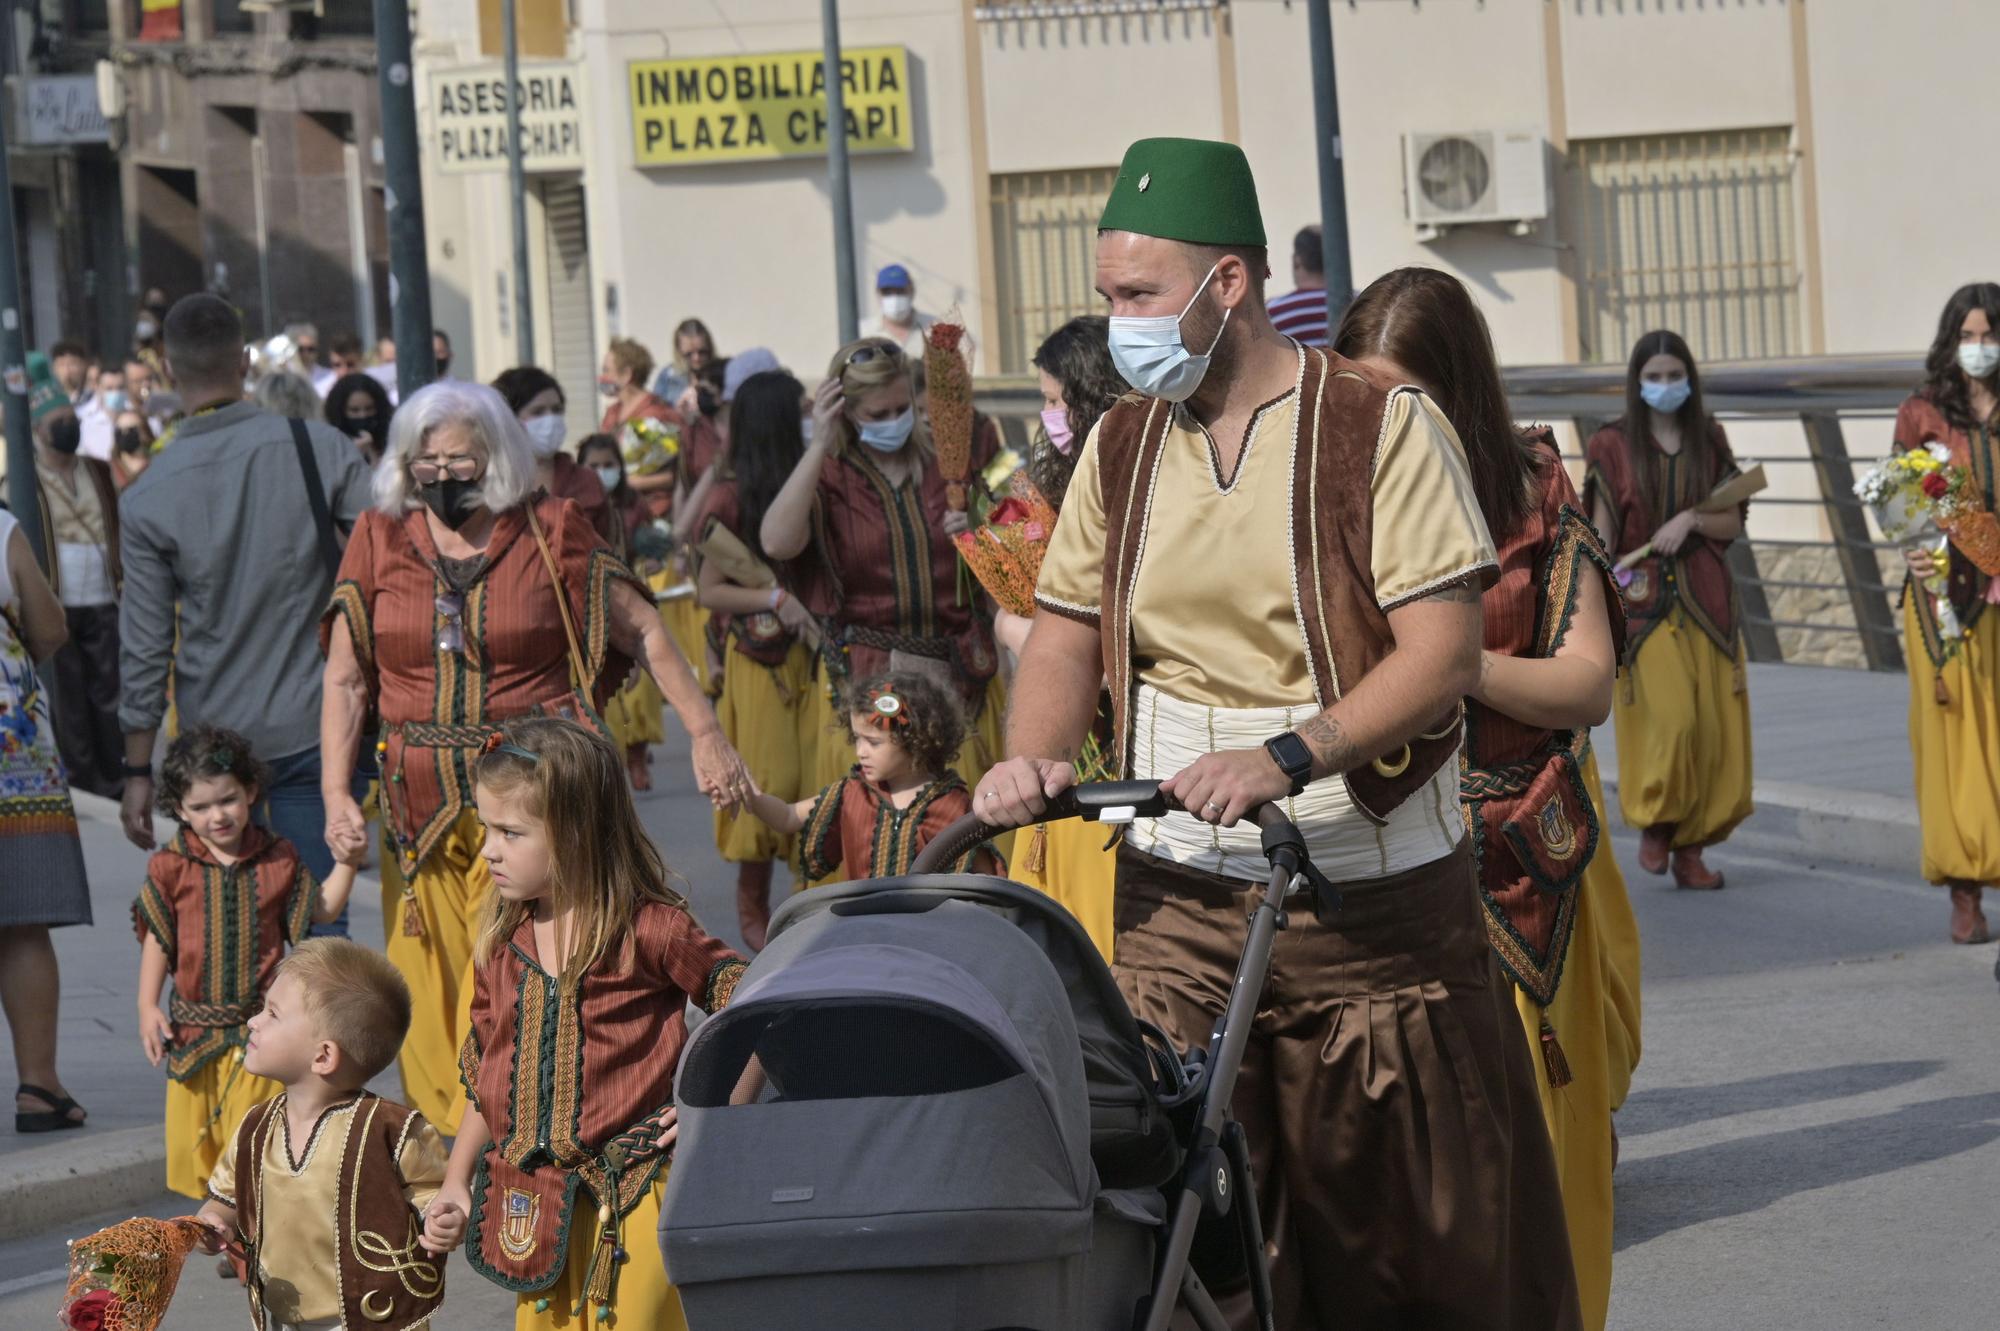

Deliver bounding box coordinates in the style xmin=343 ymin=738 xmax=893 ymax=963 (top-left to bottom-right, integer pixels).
xmin=316 ymin=380 xmax=749 ymax=1131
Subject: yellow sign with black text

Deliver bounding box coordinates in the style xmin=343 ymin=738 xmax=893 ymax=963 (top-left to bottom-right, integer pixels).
xmin=629 ymin=46 xmax=913 ymax=168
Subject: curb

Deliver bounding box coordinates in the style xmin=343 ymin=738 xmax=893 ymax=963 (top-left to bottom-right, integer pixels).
xmin=0 ymin=1126 xmax=166 ymax=1244
xmin=1603 ymin=776 xmax=1921 ymax=876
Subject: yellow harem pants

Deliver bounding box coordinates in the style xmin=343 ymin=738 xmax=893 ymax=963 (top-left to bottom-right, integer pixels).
xmin=1012 ymin=817 xmax=1118 ymax=962
xmin=603 ymin=671 xmax=665 ymax=752
xmin=164 ymin=1048 xmax=281 ymax=1199
xmin=713 ymin=642 xmax=815 ymax=865
xmin=513 ymin=1176 xmax=685 ymax=1330
xmin=1511 ymin=752 xmax=1643 ymax=1331
xmin=655 ymin=574 xmax=714 ymax=698
xmin=380 ymin=811 xmax=491 ymax=1136
xmin=1904 ymin=599 xmax=2000 ymax=885
xmin=1613 ymin=607 xmax=1753 ymax=848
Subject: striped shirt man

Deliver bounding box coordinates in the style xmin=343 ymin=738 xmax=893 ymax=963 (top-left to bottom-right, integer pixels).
xmin=1268 ymin=286 xmax=1330 ymax=348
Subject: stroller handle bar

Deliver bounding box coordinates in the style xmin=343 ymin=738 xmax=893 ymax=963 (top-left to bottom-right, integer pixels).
xmin=911 ymin=781 xmax=1336 ymax=909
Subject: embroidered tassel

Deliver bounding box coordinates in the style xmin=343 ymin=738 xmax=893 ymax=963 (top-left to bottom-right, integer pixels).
xmin=576 ymin=1169 xmax=623 ymax=1319
xmin=1539 ymin=1017 xmax=1574 ymax=1090
xmin=1023 ymin=823 xmax=1048 ymax=877
xmin=1935 ymin=672 xmax=1952 ymax=707
xmin=400 ymin=885 xmax=425 ymax=939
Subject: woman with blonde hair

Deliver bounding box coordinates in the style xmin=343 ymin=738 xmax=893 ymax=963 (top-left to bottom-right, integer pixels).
xmin=760 ymin=337 xmax=1004 ymax=818
xmin=317 ymin=380 xmax=749 ymax=1132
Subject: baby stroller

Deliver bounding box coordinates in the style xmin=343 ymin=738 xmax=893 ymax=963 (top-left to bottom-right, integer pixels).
xmin=660 ymin=781 xmax=1338 ymax=1331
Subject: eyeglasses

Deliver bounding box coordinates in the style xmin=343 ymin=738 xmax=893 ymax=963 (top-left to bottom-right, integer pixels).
xmin=842 ymin=340 xmax=904 ymax=369
xmin=435 ymin=592 xmax=465 ymax=655
xmin=411 ymin=456 xmax=482 ymax=483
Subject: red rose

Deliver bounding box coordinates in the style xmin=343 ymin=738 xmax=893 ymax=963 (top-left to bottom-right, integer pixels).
xmin=1922 ymin=472 xmax=1951 ymax=500
xmin=986 ymin=497 xmax=1033 ymax=529
xmin=61 ymin=1289 xmax=116 ymax=1331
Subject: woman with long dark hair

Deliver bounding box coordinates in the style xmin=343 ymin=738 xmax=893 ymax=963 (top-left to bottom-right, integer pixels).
xmin=693 ymin=370 xmax=819 ymax=949
xmin=1338 ymin=267 xmax=1637 ymax=1331
xmin=1584 ymin=330 xmax=1752 ymax=891
xmin=1894 ymin=282 xmax=2000 ymax=947
xmin=579 ymin=431 xmax=668 ymax=789
xmin=983 ymin=316 xmax=1123 ymax=958
xmin=324 ymin=372 xmax=393 ymax=466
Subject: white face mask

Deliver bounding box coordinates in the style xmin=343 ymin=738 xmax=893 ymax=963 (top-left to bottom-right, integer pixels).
xmin=592 ymin=464 xmax=622 ymax=492
xmin=880 ymin=293 xmax=915 ymax=324
xmin=857 ymin=407 xmax=915 ymax=453
xmin=522 ymin=413 xmax=566 ymax=457
xmin=1107 ymin=263 xmax=1231 ymax=403
xmin=1958 ymin=341 xmax=2000 ymax=380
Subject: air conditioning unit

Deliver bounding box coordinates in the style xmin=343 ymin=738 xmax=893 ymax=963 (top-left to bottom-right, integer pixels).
xmin=1402 ymin=130 xmax=1549 ymax=238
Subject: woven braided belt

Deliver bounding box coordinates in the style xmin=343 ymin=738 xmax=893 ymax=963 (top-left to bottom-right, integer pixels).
xmin=171 ymin=996 xmax=257 ymax=1028
xmin=838 ymin=623 xmax=953 ymax=660
xmin=391 ymin=721 xmax=508 ymax=748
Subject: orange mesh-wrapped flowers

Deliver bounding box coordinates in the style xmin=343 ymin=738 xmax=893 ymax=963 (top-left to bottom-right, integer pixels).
xmin=925 ymin=319 xmax=974 ymax=511
xmin=953 ymin=482 xmax=1059 ymax=618
xmin=60 ymin=1216 xmax=208 ymax=1330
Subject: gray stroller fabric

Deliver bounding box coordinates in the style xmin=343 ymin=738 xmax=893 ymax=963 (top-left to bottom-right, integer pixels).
xmin=661 ymin=881 xmax=1158 ymax=1330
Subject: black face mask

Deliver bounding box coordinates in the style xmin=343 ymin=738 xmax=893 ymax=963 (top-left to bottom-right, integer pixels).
xmin=115 ymin=427 xmax=145 ymax=454
xmin=47 ymin=418 xmax=82 ymax=456
xmin=419 ymin=477 xmax=481 ymax=530
xmin=435 ymin=357 xmax=452 ymax=378
xmin=341 ymin=413 xmax=386 ymax=443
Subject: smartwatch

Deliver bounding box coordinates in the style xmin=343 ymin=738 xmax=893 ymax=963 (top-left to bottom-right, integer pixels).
xmin=1263 ymin=732 xmax=1315 ymax=797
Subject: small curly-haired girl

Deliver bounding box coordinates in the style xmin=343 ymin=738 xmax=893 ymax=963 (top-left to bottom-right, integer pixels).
xmin=133 ymin=725 xmax=365 ymax=1198
xmin=742 ymin=670 xmax=1001 ymax=889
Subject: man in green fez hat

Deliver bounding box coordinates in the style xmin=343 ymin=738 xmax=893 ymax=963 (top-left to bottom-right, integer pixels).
xmin=979 ymin=137 xmax=1577 ymax=1328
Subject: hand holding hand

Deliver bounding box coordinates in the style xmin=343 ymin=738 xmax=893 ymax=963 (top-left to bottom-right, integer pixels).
xmin=323 ymin=793 xmax=367 ymax=863
xmin=693 ymin=731 xmax=752 ymax=810
xmin=421 ymin=1190 xmax=469 ymax=1255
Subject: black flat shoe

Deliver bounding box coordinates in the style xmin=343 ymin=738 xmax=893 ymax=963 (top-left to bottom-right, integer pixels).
xmin=15 ymin=1083 xmax=86 ymax=1133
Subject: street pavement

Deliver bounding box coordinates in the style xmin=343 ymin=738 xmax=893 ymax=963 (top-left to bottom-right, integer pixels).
xmin=5 ymin=671 xmax=1997 ymax=1328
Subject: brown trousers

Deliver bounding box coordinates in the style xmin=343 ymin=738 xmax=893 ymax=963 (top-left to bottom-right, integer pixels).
xmin=1114 ymin=841 xmax=1581 ymax=1331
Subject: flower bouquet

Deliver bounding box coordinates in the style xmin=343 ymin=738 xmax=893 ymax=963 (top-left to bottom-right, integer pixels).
xmin=59 ymin=1216 xmax=208 ymax=1330
xmin=952 ymin=482 xmax=1059 ymax=618
xmin=622 ymin=417 xmax=680 ymax=481
xmin=924 ymin=317 xmax=974 ymax=512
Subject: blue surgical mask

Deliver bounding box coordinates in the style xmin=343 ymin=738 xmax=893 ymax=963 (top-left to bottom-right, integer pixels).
xmin=1107 ymin=263 xmax=1231 ymax=403
xmin=857 ymin=408 xmax=915 ymax=453
xmin=101 ymin=389 xmax=131 ymax=414
xmin=1639 ymin=378 xmax=1691 ymax=414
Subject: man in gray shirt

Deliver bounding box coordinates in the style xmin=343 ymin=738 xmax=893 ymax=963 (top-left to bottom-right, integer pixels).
xmin=117 ymin=295 xmax=371 ymax=926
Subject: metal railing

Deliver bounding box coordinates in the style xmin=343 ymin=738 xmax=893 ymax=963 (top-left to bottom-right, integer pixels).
xmin=973 ymin=353 xmax=1930 ymax=673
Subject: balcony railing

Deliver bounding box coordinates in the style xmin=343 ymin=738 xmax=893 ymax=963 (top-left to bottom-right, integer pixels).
xmin=973 ymin=353 xmax=1929 ymax=673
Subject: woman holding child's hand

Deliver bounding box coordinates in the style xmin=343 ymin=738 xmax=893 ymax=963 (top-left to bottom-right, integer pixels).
xmin=318 ymin=382 xmax=749 ymax=1138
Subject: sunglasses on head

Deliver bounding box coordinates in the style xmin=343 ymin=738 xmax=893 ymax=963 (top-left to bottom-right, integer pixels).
xmin=843 ymin=340 xmax=904 ymax=369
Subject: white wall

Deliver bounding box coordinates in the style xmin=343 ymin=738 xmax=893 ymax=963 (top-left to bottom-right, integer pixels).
xmin=1803 ymin=0 xmax=2000 ymax=354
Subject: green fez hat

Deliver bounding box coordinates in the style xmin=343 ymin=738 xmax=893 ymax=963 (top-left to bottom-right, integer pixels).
xmin=1098 ymin=137 xmax=1267 ymax=248
xmin=25 ymin=352 xmax=69 ymax=426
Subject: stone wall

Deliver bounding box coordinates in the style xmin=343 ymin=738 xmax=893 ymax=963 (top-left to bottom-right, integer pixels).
xmin=1741 ymin=542 xmax=1907 ymax=670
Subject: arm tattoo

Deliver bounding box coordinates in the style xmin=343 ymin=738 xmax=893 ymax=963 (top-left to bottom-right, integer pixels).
xmin=1424 ymin=581 xmax=1481 ymax=604
xmin=1296 ymin=713 xmax=1359 ymax=778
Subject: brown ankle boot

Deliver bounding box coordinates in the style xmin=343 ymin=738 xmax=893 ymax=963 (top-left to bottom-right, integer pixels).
xmin=736 ymin=860 xmax=775 ymax=953
xmin=1639 ymin=825 xmax=1672 ymax=876
xmin=1949 ymin=882 xmax=1991 ymax=945
xmin=1671 ymin=846 xmax=1724 ymax=890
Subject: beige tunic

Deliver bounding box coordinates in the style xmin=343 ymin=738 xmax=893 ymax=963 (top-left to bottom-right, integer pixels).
xmin=209 ymin=1096 xmax=448 ymax=1326
xmin=1038 ymin=387 xmax=1495 ymax=708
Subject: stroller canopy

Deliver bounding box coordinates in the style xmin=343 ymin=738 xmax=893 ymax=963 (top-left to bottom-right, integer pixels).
xmin=665 ymin=885 xmax=1098 ymax=1285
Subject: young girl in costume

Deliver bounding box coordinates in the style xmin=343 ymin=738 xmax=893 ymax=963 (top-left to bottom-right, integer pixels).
xmin=426 ymin=716 xmax=747 ymax=1329
xmin=744 ymin=670 xmax=1000 ymax=882
xmin=693 ymin=368 xmax=820 ymax=949
xmin=133 ymin=726 xmax=363 ymax=1199
xmin=1584 ymin=330 xmax=1753 ymax=890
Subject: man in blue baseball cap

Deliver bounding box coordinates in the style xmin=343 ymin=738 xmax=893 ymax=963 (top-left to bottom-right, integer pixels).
xmin=860 ymin=261 xmax=973 ymax=365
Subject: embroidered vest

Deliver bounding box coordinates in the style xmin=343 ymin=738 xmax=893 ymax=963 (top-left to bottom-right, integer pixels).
xmin=235 ymin=1095 xmax=445 ymax=1331
xmin=1092 ymin=346 xmax=1463 ymax=824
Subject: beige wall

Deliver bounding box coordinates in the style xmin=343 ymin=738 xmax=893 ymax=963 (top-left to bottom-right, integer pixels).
xmin=1803 ymin=0 xmax=2000 ymax=355
xmin=1559 ymin=0 xmax=1794 ymax=140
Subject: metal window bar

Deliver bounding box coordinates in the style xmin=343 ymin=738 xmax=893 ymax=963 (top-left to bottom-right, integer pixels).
xmin=973 ymin=353 xmax=1938 ymax=673
xmin=990 ymin=167 xmax=1117 ymax=374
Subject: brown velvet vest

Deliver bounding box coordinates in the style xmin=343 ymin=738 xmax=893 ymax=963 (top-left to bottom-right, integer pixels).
xmin=235 ymin=1094 xmax=446 ymax=1331
xmin=1093 ymin=345 xmax=1463 ymax=824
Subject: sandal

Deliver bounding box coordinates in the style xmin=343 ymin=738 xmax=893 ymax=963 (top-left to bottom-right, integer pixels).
xmin=15 ymin=1083 xmax=87 ymax=1133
